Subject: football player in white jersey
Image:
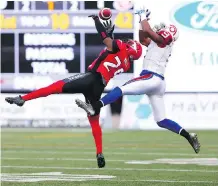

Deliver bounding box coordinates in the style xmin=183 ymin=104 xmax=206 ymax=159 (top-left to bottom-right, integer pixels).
xmin=76 ymin=7 xmax=200 ymax=154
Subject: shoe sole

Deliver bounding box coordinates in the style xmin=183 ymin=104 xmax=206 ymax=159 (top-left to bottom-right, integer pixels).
xmin=190 ymin=134 xmax=200 ymax=154
xmin=97 ymin=157 xmax=105 ymax=168
xmin=5 ymin=98 xmax=14 ymax=104
xmin=75 ymin=99 xmax=94 ymax=115
xmin=5 ymin=98 xmax=24 ymax=107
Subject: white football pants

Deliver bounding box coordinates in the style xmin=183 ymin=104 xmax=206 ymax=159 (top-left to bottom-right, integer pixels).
xmin=120 ymin=74 xmax=166 ymax=122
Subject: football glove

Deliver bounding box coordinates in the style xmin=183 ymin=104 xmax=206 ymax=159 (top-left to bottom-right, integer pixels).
xmin=135 ymin=5 xmax=151 ymax=22
xmin=101 ymin=19 xmax=115 ymax=39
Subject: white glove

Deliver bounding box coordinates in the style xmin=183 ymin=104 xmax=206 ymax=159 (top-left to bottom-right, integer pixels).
xmin=135 ymin=5 xmax=151 ymax=22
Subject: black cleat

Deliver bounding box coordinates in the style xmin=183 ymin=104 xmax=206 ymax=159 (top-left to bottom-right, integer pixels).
xmin=5 ymin=96 xmax=25 ymax=107
xmin=96 ymin=153 xmax=105 ymax=168
xmin=188 ymin=133 xmax=201 ymax=153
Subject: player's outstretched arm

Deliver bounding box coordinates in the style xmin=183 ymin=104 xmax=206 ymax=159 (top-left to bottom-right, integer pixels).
xmin=138 ymin=11 xmax=151 ymax=47
xmin=140 ymin=19 xmax=165 ymax=45
xmin=139 ymin=29 xmax=151 ymax=47
xmin=89 ymin=15 xmax=113 ymax=51
xmin=135 ymin=7 xmax=162 ymax=44
xmin=135 ymin=6 xmax=172 ymax=47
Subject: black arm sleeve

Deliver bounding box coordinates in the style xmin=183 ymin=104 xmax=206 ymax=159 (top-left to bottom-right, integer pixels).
xmin=94 ymin=17 xmax=110 ymax=41
xmin=112 ymin=40 xmax=120 ymax=53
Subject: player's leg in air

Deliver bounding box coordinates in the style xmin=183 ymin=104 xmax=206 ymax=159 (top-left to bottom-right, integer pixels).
xmin=76 ymin=71 xmax=201 ymax=153
xmin=5 ymin=72 xmax=106 ymax=168
xmin=5 ymin=80 xmax=65 ymax=106
xmin=83 ymin=80 xmax=105 ymax=168
xmin=5 ymin=73 xmax=92 ymax=106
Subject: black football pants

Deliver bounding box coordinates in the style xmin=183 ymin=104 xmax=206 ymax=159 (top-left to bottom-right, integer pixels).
xmin=62 ymin=72 xmax=105 ymax=115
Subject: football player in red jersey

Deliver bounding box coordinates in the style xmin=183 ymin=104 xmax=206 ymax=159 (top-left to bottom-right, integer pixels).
xmin=5 ymin=14 xmax=142 ymax=168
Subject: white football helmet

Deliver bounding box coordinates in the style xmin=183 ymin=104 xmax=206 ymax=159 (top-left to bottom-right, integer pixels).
xmin=153 ymin=22 xmax=167 ymax=32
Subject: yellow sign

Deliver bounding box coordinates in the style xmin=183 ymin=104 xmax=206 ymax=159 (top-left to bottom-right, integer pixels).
xmin=0 ymin=15 xmax=16 ymax=29
xmin=47 ymin=1 xmax=54 ymax=11
xmin=51 ymin=13 xmax=70 ymax=30
xmin=114 ymin=12 xmax=133 ymax=29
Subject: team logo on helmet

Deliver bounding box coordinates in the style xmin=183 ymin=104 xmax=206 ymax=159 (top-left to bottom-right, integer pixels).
xmin=126 ymin=40 xmax=142 ymax=60
xmin=168 ymin=24 xmax=179 ymax=41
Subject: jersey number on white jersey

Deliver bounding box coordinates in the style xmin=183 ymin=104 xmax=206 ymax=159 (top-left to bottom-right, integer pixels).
xmin=160 ymin=31 xmax=171 ymax=39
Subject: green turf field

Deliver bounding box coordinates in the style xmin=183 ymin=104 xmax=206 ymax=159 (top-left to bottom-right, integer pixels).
xmin=1 ymin=129 xmax=218 ymax=186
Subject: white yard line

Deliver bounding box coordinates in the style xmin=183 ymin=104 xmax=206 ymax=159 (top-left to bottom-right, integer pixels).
xmin=106 ymin=179 xmax=218 ymax=184
xmin=2 ymin=150 xmax=217 ymax=156
xmin=2 ymin=165 xmax=218 ymax=173
xmin=1 ymin=157 xmax=125 ymax=162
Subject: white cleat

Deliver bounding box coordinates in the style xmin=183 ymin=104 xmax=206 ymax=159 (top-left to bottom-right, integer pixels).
xmin=75 ymin=99 xmax=95 ymax=116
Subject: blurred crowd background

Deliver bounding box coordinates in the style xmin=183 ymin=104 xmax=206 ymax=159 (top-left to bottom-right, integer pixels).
xmin=1 ymin=0 xmax=218 ymax=130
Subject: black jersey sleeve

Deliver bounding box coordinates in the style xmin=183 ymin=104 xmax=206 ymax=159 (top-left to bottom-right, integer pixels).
xmin=112 ymin=39 xmax=121 ymax=53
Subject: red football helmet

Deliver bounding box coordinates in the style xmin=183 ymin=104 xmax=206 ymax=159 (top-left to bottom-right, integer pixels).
xmin=125 ymin=39 xmax=142 ymax=60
